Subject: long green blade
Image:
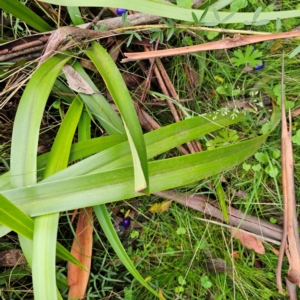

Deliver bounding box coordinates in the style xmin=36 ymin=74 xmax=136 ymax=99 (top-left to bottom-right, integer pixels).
xmin=86 ymin=42 xmax=148 ymax=192
xmin=0 ymin=0 xmax=52 ymax=32
xmin=32 ymin=96 xmax=83 ymax=300
xmin=10 ymin=55 xmax=71 ymax=188
xmin=3 ymin=133 xmax=272 ymax=216
xmin=38 ymin=0 xmax=300 ymax=25
xmin=94 ymin=205 xmax=163 ymax=299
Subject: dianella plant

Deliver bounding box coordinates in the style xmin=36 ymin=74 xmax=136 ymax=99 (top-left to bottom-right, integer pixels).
xmin=0 ymin=0 xmax=294 ymax=299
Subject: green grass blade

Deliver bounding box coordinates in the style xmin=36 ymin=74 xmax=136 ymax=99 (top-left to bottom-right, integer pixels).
xmin=0 ymin=194 xmax=82 ymax=265
xmin=38 ymin=0 xmax=300 ymax=25
xmin=0 ymin=193 xmax=33 ymax=240
xmin=86 ymin=42 xmax=148 ymax=192
xmin=0 ymin=134 xmax=127 ymax=192
xmin=3 ymin=134 xmax=273 ymax=216
xmin=10 ymin=54 xmax=71 ymax=188
xmin=43 ymin=96 xmax=83 ymax=178
xmin=78 ymin=110 xmax=92 ymax=141
xmin=0 ymin=0 xmax=52 ymax=32
xmin=42 ymin=112 xmax=246 ymax=182
xmin=32 ymin=96 xmax=83 ymax=299
xmin=214 ymin=175 xmax=229 ymax=222
xmin=93 ymin=205 xmax=163 ymax=299
xmin=72 ymin=61 xmax=125 ymax=135
xmin=33 ymin=214 xmax=60 ymax=300
xmin=67 ymin=6 xmax=84 ymax=25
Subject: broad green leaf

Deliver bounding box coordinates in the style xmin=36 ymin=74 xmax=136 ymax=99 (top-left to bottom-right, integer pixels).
xmin=0 ymin=0 xmax=52 ymax=32
xmin=9 ymin=54 xmax=72 ymax=282
xmin=230 ymin=0 xmax=248 ymax=12
xmin=0 ymin=134 xmax=128 ymax=191
xmin=33 ymin=214 xmax=60 ymax=300
xmin=10 ymin=55 xmax=71 ymax=188
xmin=72 ymin=61 xmax=125 ymax=135
xmin=78 ymin=110 xmax=92 ymax=141
xmin=41 ymin=113 xmax=247 ymax=183
xmin=32 ymin=96 xmax=84 ymax=299
xmin=9 ymin=54 xmax=82 ymax=299
xmin=67 ymin=6 xmax=84 ymax=25
xmin=0 ymin=193 xmax=82 ymax=265
xmin=43 ymin=96 xmax=83 ymax=178
xmin=3 ymin=134 xmax=274 ymax=217
xmin=176 ymin=0 xmax=193 ymax=9
xmin=86 ymin=42 xmax=148 ymax=192
xmin=37 ymin=0 xmax=300 ymax=25
xmin=0 ymin=193 xmax=33 ymax=240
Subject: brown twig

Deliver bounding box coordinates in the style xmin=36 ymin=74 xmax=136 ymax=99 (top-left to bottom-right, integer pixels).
xmin=153 ymin=190 xmax=283 ymax=242
xmin=122 ymin=31 xmax=300 ymax=62
xmin=276 ymin=52 xmax=300 ymax=298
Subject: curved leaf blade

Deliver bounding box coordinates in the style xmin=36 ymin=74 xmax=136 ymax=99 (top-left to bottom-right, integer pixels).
xmin=38 ymin=0 xmax=300 ymax=25
xmin=86 ymin=42 xmax=148 ymax=192
xmin=0 ymin=0 xmax=52 ymax=32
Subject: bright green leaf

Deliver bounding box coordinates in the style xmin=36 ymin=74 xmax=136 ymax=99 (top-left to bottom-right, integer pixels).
xmin=243 ymin=163 xmax=251 ymax=171
xmin=230 ymin=0 xmax=248 ymax=12
xmin=252 ymin=164 xmax=261 ymax=172
xmin=265 ymin=165 xmax=278 ymax=178
xmin=292 ymin=129 xmax=300 ymax=145
xmin=178 ymin=275 xmax=186 ymax=285
xmin=201 ymin=276 xmax=212 ymax=289
xmin=255 ymin=152 xmax=268 ymax=164
xmin=176 ymin=227 xmax=186 ymax=235
xmin=176 ymin=0 xmax=193 ymax=9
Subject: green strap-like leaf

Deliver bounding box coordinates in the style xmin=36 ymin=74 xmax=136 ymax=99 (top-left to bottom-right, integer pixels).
xmin=32 ymin=96 xmax=84 ymax=299
xmin=0 ymin=0 xmax=52 ymax=32
xmin=0 ymin=193 xmax=33 ymax=240
xmin=10 ymin=55 xmax=71 ymax=188
xmin=0 ymin=193 xmax=82 ymax=266
xmin=86 ymin=42 xmax=149 ymax=193
xmin=38 ymin=0 xmax=300 ymax=25
xmin=72 ymin=61 xmax=125 ymax=135
xmin=94 ymin=205 xmax=164 ymax=299
xmin=67 ymin=6 xmax=85 ymax=25
xmin=3 ymin=133 xmax=274 ymax=216
xmin=42 ymin=112 xmax=246 ymax=182
xmin=0 ymin=134 xmax=128 ymax=192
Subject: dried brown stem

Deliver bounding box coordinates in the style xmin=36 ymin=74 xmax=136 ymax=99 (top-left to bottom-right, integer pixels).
xmin=122 ymin=31 xmax=300 ymax=62
xmin=153 ymin=190 xmax=283 ymax=242
xmin=276 ymin=53 xmax=300 ymax=298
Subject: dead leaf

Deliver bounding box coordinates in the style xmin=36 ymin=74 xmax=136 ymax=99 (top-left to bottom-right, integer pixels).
xmin=205 ymin=258 xmax=231 ymax=274
xmin=231 ymin=228 xmax=265 ymax=254
xmin=62 ymin=65 xmax=96 ymax=94
xmin=68 ymin=207 xmax=93 ymax=300
xmin=232 ymin=251 xmax=240 ymax=258
xmin=0 ymin=249 xmax=26 ymax=266
xmin=291 ymin=106 xmax=300 ymax=117
xmin=270 ymin=245 xmax=280 ymax=257
xmin=234 ymin=190 xmax=248 ymax=199
xmin=149 ymin=201 xmax=172 ymax=214
xmin=158 ymin=289 xmax=166 ymax=300
xmin=122 ymin=72 xmax=143 ymax=90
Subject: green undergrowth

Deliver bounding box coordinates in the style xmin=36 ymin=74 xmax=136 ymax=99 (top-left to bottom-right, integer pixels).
xmin=1 ymin=0 xmax=300 ymax=299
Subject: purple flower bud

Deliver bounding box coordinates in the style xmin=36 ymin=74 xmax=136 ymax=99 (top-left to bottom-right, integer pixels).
xmin=121 ymin=218 xmax=131 ymax=228
xmin=254 ymin=60 xmax=265 ymax=71
xmin=116 ymin=8 xmax=127 ymax=16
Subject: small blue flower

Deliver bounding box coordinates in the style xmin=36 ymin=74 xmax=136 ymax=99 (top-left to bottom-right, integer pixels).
xmin=120 ymin=217 xmax=131 ymax=228
xmin=254 ymin=60 xmax=265 ymax=71
xmin=116 ymin=8 xmax=127 ymax=16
